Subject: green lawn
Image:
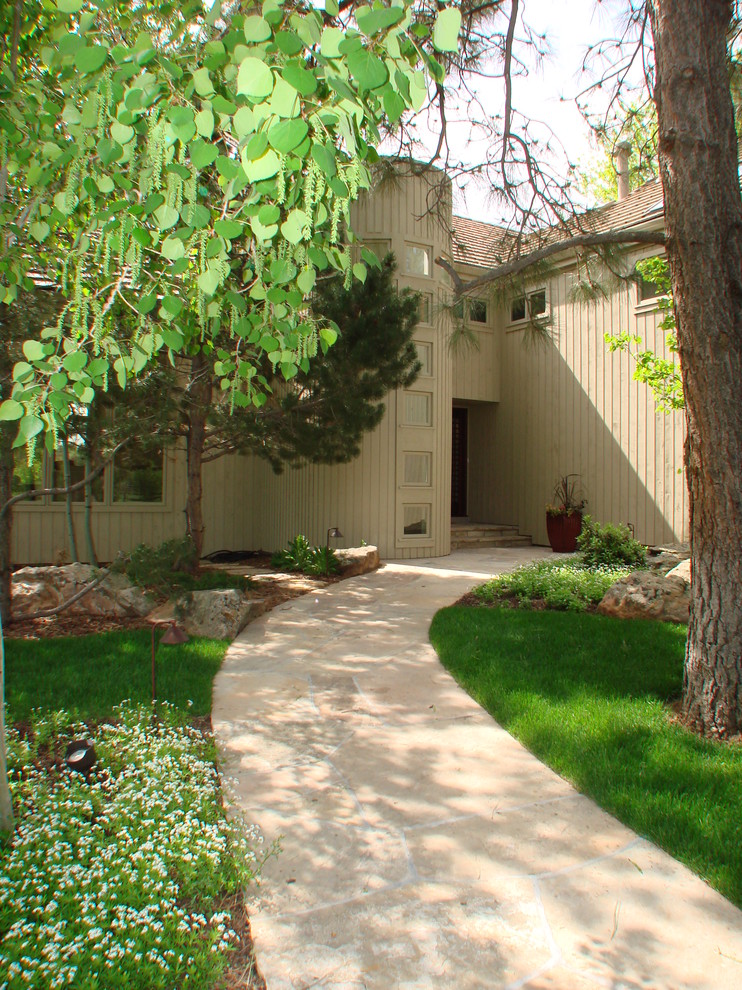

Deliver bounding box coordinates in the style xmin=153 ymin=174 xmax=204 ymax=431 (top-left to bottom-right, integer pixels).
xmin=429 ymin=605 xmax=742 ymax=907
xmin=1 ymin=631 xmax=266 ymax=989
xmin=4 ymin=629 xmax=227 ymax=721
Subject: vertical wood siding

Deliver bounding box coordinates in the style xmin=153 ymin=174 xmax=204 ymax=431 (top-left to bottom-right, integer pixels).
xmin=479 ymin=266 xmax=687 ymax=546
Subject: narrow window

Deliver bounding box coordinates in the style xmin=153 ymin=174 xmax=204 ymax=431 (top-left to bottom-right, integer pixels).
xmin=416 ymin=342 xmax=433 ymax=377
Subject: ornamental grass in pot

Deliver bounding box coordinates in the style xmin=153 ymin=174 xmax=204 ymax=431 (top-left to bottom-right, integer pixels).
xmin=546 ymin=474 xmax=587 ymax=552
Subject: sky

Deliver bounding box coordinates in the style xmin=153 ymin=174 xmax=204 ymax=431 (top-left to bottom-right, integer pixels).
xmin=435 ymin=0 xmax=644 ymax=219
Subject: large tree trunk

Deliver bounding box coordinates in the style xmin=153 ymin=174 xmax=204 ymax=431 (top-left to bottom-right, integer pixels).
xmin=648 ymin=0 xmax=742 ymax=737
xmin=0 ymin=348 xmax=15 ymax=625
xmin=184 ymin=352 xmax=211 ymax=565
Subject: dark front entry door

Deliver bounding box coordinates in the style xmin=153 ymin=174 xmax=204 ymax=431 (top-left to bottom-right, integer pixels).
xmin=451 ymin=407 xmax=468 ymax=517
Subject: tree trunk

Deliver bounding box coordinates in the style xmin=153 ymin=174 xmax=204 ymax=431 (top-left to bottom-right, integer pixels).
xmin=648 ymin=0 xmax=742 ymax=736
xmin=184 ymin=352 xmax=211 ymax=565
xmin=61 ymin=437 xmax=79 ymax=562
xmin=0 ymin=443 xmax=12 ymax=626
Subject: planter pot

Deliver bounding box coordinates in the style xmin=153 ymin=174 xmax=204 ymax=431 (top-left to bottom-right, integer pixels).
xmin=546 ymin=512 xmax=583 ymax=553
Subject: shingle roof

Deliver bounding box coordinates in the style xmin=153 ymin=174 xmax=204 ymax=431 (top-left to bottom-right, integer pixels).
xmin=452 ymin=177 xmax=665 ymax=272
xmin=451 ymin=216 xmax=511 ymax=269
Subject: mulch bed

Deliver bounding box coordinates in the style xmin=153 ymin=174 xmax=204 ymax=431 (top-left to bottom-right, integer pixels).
xmin=453 ymin=591 xmax=598 ymax=613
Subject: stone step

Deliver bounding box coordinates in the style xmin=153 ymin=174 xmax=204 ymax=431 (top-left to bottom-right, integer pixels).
xmin=450 ymin=529 xmax=532 ymax=550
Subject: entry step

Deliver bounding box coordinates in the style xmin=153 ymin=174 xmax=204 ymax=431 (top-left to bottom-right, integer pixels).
xmin=450 ymin=522 xmax=532 ymax=550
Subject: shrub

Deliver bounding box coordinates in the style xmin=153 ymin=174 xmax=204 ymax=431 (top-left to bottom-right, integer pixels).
xmin=119 ymin=535 xmax=198 ymax=590
xmin=271 ymin=536 xmax=340 ymax=577
xmin=271 ymin=534 xmax=314 ymax=572
xmin=577 ymin=515 xmax=647 ymax=569
xmin=305 ymin=545 xmax=340 ymax=577
xmin=474 ymin=559 xmax=631 ymax=612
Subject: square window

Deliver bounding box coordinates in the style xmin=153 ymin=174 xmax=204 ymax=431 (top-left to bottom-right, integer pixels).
xmin=403 ymin=504 xmax=431 ymax=536
xmin=405 ymin=244 xmax=431 ymax=277
xmin=530 ymin=289 xmax=547 ymax=317
xmin=469 ymin=298 xmax=488 ymax=323
xmin=510 ymin=295 xmax=527 ymax=322
xmin=404 ymin=391 xmax=432 ymax=426
xmin=416 ymin=342 xmax=433 ymax=377
xmin=403 ymin=452 xmax=431 ymax=487
xmin=510 ymin=289 xmax=548 ymax=323
xmin=113 ymin=445 xmax=164 ymax=503
xmin=363 ymin=239 xmax=391 ymax=265
xmin=636 ymin=272 xmax=661 ymax=301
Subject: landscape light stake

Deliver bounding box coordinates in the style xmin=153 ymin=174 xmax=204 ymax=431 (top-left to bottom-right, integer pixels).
xmin=150 ymin=621 xmax=189 ymax=704
xmin=326 ymin=526 xmax=343 ymax=548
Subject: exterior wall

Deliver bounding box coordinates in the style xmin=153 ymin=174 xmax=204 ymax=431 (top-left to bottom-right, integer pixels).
xmin=11 ymin=446 xmax=260 ymax=565
xmin=245 ymin=165 xmax=455 ymax=560
xmin=475 ymin=261 xmax=687 ymax=546
xmin=451 ymin=284 xmax=499 ymax=403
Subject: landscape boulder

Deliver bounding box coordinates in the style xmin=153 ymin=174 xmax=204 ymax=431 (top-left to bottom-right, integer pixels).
xmin=177 ymin=589 xmax=266 ymax=639
xmin=597 ymin=566 xmax=690 ymax=624
xmin=335 ymin=545 xmax=380 ymax=577
xmin=12 ymin=564 xmax=152 ymax=619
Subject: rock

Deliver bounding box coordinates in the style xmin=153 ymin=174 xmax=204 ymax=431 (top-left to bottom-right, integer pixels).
xmin=12 ymin=564 xmax=153 ymax=619
xmin=666 ymin=558 xmax=691 ymax=584
xmin=597 ymin=568 xmax=690 ymax=624
xmin=335 ymin=545 xmax=380 ymax=577
xmin=177 ymin=589 xmax=267 ymax=639
xmin=645 ymin=543 xmax=691 ymax=573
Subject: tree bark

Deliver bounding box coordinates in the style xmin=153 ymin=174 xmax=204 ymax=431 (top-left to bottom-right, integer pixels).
xmin=648 ymin=0 xmax=742 ymax=736
xmin=184 ymin=352 xmax=211 ymax=565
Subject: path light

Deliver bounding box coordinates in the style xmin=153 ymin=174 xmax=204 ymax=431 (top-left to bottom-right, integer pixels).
xmin=150 ymin=621 xmax=189 ymax=704
xmin=65 ymin=740 xmax=97 ymax=774
xmin=326 ymin=526 xmax=343 ymax=548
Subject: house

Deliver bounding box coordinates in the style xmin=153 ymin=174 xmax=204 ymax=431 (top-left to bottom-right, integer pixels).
xmin=11 ymin=164 xmax=686 ymax=564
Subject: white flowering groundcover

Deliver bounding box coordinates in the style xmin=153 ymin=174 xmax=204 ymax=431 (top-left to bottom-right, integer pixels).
xmin=1 ymin=704 xmax=268 ymax=989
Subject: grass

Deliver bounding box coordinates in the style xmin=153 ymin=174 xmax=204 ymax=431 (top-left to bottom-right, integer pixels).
xmin=429 ymin=605 xmax=742 ymax=907
xmin=473 ymin=558 xmax=631 ymax=611
xmin=1 ymin=632 xmax=267 ymax=989
xmin=4 ymin=630 xmax=227 ymax=721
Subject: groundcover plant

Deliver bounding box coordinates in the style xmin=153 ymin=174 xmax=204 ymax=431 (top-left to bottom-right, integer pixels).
xmin=0 ymin=703 xmax=268 ymax=989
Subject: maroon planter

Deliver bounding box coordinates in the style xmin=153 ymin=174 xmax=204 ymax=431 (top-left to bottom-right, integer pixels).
xmin=546 ymin=512 xmax=583 ymax=553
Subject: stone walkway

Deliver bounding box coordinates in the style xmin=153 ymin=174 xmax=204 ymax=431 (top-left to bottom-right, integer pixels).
xmin=212 ymin=549 xmax=742 ymax=989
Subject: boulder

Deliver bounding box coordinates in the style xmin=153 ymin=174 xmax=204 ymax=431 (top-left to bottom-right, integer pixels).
xmin=667 ymin=558 xmax=691 ymax=584
xmin=12 ymin=564 xmax=152 ymax=619
xmin=177 ymin=589 xmax=267 ymax=639
xmin=597 ymin=568 xmax=690 ymax=624
xmin=335 ymin=545 xmax=380 ymax=577
xmin=645 ymin=543 xmax=691 ymax=574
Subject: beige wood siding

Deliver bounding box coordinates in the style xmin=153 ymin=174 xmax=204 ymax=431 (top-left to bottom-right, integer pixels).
xmin=11 ymin=447 xmax=262 ymax=564
xmin=476 ymin=265 xmax=687 ymax=546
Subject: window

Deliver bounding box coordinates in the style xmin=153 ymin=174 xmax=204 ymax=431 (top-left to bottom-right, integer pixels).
xmin=12 ymin=446 xmax=44 ymax=500
xmin=403 ymin=452 xmax=431 ymax=487
xmin=404 ymin=391 xmax=432 ymax=426
xmin=469 ymin=298 xmax=488 ymax=323
xmin=363 ymin=239 xmax=391 ymax=264
xmin=403 ymin=504 xmax=431 ymax=536
xmin=405 ymin=244 xmax=431 ymax=277
xmin=418 ymin=293 xmax=433 ymax=325
xmin=510 ymin=288 xmax=548 ymax=323
xmin=636 ymin=271 xmax=661 ymax=301
xmin=52 ymin=444 xmax=104 ymax=503
xmin=112 ymin=445 xmax=164 ymax=503
xmin=416 ymin=342 xmax=433 ymax=377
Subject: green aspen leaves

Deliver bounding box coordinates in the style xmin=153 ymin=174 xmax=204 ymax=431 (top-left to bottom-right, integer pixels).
xmin=237 ymin=58 xmax=275 ymax=100
xmin=189 ymin=139 xmax=219 ymax=170
xmin=281 ymin=209 xmax=311 ymax=244
xmin=244 ymin=16 xmax=272 ymax=43
xmin=75 ymin=45 xmax=108 ymax=74
xmin=267 ymin=118 xmax=308 ymax=154
xmin=347 ymin=49 xmax=389 ymax=91
xmin=433 ymin=8 xmax=462 ymax=52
